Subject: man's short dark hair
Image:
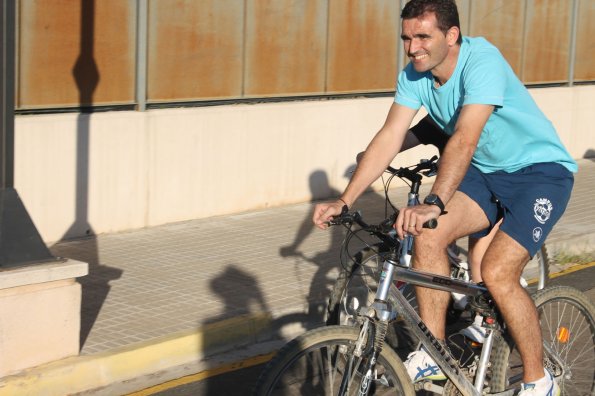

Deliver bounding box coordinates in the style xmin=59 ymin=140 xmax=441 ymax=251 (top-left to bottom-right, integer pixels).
xmin=401 ymin=0 xmax=462 ymax=45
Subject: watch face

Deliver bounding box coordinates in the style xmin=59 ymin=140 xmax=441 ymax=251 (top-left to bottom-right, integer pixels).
xmin=425 ymin=194 xmax=438 ymax=204
xmin=424 ymin=194 xmax=444 ymax=212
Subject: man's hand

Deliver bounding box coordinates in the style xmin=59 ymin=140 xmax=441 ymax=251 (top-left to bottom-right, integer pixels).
xmin=312 ymin=200 xmax=346 ymax=230
xmin=395 ymin=204 xmax=441 ymax=238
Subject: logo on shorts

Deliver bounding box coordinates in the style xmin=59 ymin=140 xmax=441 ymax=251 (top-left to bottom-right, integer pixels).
xmin=533 ymin=198 xmax=553 ymax=224
xmin=533 ymin=227 xmax=543 ymax=242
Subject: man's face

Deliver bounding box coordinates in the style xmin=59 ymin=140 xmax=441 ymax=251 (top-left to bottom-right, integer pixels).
xmin=401 ymin=12 xmax=450 ymax=74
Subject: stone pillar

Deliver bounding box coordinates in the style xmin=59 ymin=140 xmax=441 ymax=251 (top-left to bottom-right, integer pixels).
xmin=0 ymin=260 xmax=88 ymax=377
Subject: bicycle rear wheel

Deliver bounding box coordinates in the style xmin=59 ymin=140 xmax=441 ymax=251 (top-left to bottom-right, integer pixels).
xmin=253 ymin=325 xmax=414 ymax=396
xmin=490 ymin=286 xmax=595 ymax=395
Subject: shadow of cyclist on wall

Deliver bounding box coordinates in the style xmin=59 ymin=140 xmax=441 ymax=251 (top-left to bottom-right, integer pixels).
xmin=279 ymin=167 xmax=388 ymax=326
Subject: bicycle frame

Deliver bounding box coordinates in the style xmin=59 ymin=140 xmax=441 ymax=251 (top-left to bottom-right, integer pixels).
xmin=361 ymin=254 xmax=519 ymax=396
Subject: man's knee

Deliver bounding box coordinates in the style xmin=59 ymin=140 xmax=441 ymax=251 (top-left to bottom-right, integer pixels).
xmin=481 ymin=257 xmax=528 ymax=293
xmin=481 ymin=261 xmax=511 ymax=289
xmin=412 ymin=230 xmax=451 ymax=271
xmin=415 ymin=230 xmax=449 ymax=254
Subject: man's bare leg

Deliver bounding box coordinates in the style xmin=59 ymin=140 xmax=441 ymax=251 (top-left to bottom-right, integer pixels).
xmin=467 ymin=220 xmax=501 ymax=283
xmin=481 ymin=231 xmax=544 ymax=382
xmin=412 ymin=192 xmax=489 ymax=339
xmin=412 ymin=237 xmax=451 ymax=339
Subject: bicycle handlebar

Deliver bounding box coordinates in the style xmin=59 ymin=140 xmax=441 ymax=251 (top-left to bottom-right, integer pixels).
xmin=328 ymin=209 xmax=437 ymax=232
xmin=327 ymin=156 xmax=439 ymax=235
xmin=386 ymin=155 xmax=439 ymax=183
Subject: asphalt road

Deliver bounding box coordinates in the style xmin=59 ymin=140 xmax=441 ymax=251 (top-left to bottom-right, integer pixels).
xmin=137 ymin=264 xmax=595 ymax=396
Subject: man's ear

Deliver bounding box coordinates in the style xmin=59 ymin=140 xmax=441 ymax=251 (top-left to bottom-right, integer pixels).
xmin=447 ymin=26 xmax=460 ymax=46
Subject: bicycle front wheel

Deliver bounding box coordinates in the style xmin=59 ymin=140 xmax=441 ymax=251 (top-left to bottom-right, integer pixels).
xmin=490 ymin=286 xmax=595 ymax=395
xmin=253 ymin=325 xmax=414 ymax=396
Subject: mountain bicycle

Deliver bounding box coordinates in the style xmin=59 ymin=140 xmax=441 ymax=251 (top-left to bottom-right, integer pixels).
xmin=253 ymin=207 xmax=595 ymax=395
xmin=325 ymin=157 xmax=549 ymax=354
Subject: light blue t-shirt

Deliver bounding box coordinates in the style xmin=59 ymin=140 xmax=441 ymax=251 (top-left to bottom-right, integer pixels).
xmin=395 ymin=36 xmax=577 ymax=173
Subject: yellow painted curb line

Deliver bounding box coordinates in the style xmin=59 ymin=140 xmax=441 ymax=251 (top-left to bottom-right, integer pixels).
xmin=526 ymin=261 xmax=595 ymax=285
xmin=0 ymin=313 xmax=272 ymax=396
xmin=127 ymin=352 xmax=276 ymax=396
xmin=548 ymin=260 xmax=595 ymax=279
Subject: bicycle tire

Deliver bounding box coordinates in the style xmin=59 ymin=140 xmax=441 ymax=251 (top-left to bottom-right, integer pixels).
xmin=490 ymin=285 xmax=595 ymax=395
xmin=253 ymin=325 xmax=415 ymax=396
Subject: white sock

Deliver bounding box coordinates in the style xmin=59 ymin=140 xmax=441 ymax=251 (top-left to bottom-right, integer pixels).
xmin=523 ymin=368 xmax=553 ymax=388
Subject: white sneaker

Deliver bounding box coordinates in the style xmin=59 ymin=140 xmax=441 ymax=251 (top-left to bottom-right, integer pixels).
xmin=459 ymin=314 xmax=487 ymax=343
xmin=518 ymin=369 xmax=560 ymax=395
xmin=404 ymin=348 xmax=446 ymax=383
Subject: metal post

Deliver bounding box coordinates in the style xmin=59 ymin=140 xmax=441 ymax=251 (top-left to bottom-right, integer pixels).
xmin=567 ymin=0 xmax=579 ymax=87
xmin=0 ymin=0 xmax=56 ymax=268
xmin=0 ymin=0 xmax=15 ymax=189
xmin=136 ymin=0 xmax=148 ymax=111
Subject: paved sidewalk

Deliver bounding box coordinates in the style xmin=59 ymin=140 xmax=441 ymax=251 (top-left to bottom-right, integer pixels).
xmin=1 ymin=159 xmax=594 ymax=395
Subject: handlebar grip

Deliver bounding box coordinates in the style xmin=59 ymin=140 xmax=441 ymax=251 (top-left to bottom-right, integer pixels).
xmin=423 ymin=219 xmax=438 ymax=229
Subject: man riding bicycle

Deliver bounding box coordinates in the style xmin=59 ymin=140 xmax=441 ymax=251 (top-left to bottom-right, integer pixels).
xmin=313 ymin=1 xmax=576 ymax=395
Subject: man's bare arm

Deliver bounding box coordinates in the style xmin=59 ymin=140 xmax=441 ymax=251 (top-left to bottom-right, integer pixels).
xmin=342 ymin=103 xmax=418 ymax=205
xmin=313 ymin=103 xmax=417 ymax=229
xmin=429 ymin=104 xmax=494 ymax=203
xmin=395 ymin=104 xmax=494 ymax=237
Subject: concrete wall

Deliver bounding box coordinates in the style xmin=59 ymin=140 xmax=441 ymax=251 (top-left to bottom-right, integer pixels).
xmin=14 ymin=85 xmax=595 ymax=244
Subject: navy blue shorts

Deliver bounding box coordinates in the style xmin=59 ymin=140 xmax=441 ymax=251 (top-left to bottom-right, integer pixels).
xmin=458 ymin=163 xmax=574 ymax=257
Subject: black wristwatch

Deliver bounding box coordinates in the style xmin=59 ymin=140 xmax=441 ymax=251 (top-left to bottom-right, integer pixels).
xmin=424 ymin=194 xmax=447 ymax=215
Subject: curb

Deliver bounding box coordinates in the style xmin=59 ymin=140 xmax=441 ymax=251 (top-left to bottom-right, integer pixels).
xmin=0 ymin=313 xmax=275 ymax=396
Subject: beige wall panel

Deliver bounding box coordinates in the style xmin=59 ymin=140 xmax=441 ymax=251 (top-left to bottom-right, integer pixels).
xmin=147 ymin=0 xmax=244 ymax=102
xmin=18 ymin=0 xmax=135 ymax=109
xmin=468 ymin=0 xmax=525 ymax=76
xmin=327 ymin=0 xmax=399 ymax=93
xmin=244 ymin=0 xmax=327 ymax=96
xmin=574 ymin=0 xmax=595 ymax=82
xmin=15 ymin=112 xmax=149 ymax=241
xmin=13 ymin=86 xmax=594 ymax=243
xmin=523 ymin=0 xmax=571 ymax=84
xmin=529 ymin=86 xmax=595 ymax=159
xmin=456 ymin=0 xmax=471 ymax=36
xmin=144 ymin=99 xmax=424 ymax=227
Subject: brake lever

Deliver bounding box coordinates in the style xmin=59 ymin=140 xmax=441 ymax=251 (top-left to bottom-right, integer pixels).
xmin=326 ymin=207 xmax=356 ymax=227
xmin=379 ymin=212 xmax=398 ymax=233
